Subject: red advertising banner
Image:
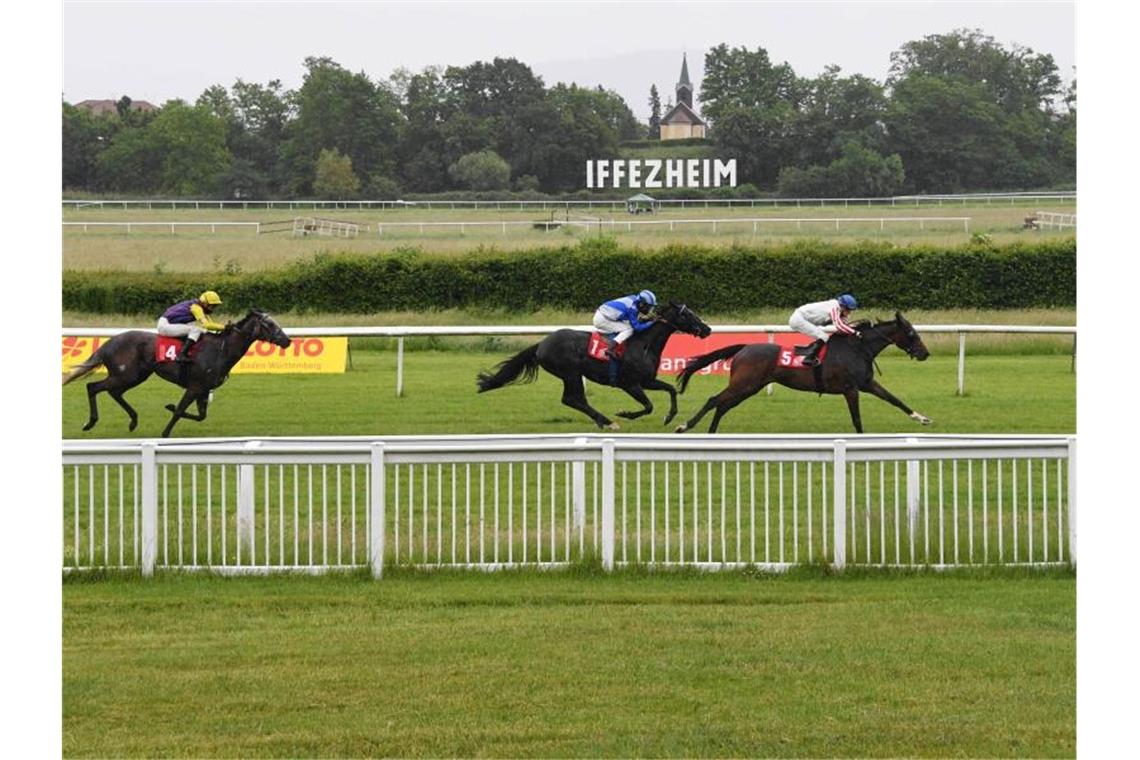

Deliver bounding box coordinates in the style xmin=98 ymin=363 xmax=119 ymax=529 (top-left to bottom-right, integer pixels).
xmin=659 ymin=332 xmax=811 ymax=375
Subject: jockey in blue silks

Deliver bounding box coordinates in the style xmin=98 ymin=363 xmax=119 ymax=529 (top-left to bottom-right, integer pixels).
xmin=592 ymin=290 xmax=657 ymax=384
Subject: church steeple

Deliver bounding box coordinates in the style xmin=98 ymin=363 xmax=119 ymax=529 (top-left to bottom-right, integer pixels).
xmin=676 ymin=53 xmax=693 ymax=109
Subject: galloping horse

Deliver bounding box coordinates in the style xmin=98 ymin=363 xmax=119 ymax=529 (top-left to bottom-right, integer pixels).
xmin=477 ymin=302 xmax=712 ymax=429
xmin=63 ymin=309 xmax=291 ymax=437
xmin=674 ymin=312 xmax=932 ymax=434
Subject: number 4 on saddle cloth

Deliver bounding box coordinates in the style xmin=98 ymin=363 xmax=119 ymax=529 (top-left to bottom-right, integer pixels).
xmin=155 ymin=335 xmax=202 ymax=364
xmin=777 ymin=342 xmax=828 ymax=370
xmin=587 ymin=333 xmax=626 ymax=362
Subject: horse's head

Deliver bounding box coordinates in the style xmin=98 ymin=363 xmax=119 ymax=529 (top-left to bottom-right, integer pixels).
xmin=890 ymin=311 xmax=929 ymax=361
xmin=655 ymin=302 xmax=712 ymax=339
xmin=243 ymin=309 xmax=292 ymax=349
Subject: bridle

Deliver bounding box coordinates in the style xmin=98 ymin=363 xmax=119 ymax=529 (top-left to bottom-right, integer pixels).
xmin=862 ymin=320 xmax=922 ymax=359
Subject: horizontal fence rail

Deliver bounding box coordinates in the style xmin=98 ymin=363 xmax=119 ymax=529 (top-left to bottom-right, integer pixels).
xmin=62 ymin=434 xmax=1076 ymax=577
xmin=62 ymin=192 xmax=1076 ymax=211
xmin=62 ymin=323 xmax=1078 ymax=397
xmin=62 ymin=222 xmax=261 ymax=234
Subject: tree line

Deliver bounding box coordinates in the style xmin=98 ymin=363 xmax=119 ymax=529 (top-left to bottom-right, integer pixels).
xmin=62 ymin=29 xmax=1074 ymax=199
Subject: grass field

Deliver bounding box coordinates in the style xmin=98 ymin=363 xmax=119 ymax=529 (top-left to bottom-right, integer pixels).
xmin=61 ymin=201 xmax=1075 ymax=270
xmin=62 ymin=347 xmax=1075 ymax=438
xmin=63 ymin=569 xmax=1075 ymax=757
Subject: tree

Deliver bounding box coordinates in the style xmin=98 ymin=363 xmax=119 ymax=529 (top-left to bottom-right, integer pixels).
xmin=448 ymin=150 xmax=511 ymax=190
xmin=62 ymin=102 xmax=116 ymax=190
xmin=280 ymin=57 xmax=402 ymax=195
xmin=699 ymin=43 xmax=802 ymax=125
xmin=791 ymin=66 xmax=889 ymax=168
xmin=313 ymin=148 xmax=361 ymax=198
xmin=648 ymin=85 xmax=662 ymax=140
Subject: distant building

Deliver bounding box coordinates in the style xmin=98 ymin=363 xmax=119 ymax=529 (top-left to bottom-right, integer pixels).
xmin=74 ymin=98 xmax=158 ymax=117
xmin=659 ymin=54 xmax=706 ymax=141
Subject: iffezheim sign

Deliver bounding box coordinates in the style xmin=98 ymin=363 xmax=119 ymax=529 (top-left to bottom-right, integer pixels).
xmin=585 ymin=158 xmax=737 ymax=189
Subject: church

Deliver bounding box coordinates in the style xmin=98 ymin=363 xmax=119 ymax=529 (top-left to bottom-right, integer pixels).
xmin=659 ymin=54 xmax=707 ymax=141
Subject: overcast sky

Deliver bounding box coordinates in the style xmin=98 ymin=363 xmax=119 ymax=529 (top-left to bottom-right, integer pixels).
xmin=63 ymin=1 xmax=1075 ymax=119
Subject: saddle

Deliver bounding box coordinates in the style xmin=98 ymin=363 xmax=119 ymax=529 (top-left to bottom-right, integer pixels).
xmin=155 ymin=335 xmax=201 ymax=364
xmin=587 ymin=332 xmax=625 ymax=362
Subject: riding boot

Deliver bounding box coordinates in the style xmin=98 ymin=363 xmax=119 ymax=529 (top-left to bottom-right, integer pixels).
xmin=801 ymin=339 xmax=824 ymax=367
xmin=605 ymin=338 xmax=621 ymax=385
xmin=175 ymin=338 xmax=196 ymax=363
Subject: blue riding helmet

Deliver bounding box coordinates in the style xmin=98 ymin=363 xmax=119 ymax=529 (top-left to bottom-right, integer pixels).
xmin=837 ymin=294 xmax=858 ymax=310
xmin=638 ymin=290 xmax=657 ymax=307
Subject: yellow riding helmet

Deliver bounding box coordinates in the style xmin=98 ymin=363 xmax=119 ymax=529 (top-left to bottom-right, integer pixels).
xmin=199 ymin=291 xmax=223 ymax=305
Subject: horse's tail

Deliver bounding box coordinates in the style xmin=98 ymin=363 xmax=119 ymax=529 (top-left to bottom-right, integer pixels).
xmin=476 ymin=343 xmax=541 ymax=393
xmin=61 ymin=349 xmax=106 ymax=386
xmin=678 ymin=344 xmax=746 ymax=394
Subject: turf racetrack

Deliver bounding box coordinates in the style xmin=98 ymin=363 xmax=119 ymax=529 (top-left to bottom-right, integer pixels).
xmin=63 ymin=349 xmax=1075 ymax=438
xmin=64 ymin=569 xmax=1075 ymax=757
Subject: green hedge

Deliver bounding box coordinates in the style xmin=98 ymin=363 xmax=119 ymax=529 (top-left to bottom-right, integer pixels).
xmin=63 ymin=237 xmax=1075 ymax=315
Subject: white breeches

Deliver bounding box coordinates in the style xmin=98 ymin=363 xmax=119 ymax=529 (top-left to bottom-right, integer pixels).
xmin=157 ymin=318 xmax=203 ymax=341
xmin=789 ymin=312 xmax=829 ymax=342
xmin=593 ymin=309 xmax=634 ymax=344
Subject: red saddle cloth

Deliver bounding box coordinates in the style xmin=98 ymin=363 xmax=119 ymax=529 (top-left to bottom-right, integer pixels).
xmin=155 ymin=335 xmax=201 ymax=363
xmin=776 ymin=342 xmax=828 ymax=370
xmin=587 ymin=333 xmax=626 ymax=361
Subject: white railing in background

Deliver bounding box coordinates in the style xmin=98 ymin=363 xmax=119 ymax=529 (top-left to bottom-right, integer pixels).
xmin=62 ymin=221 xmax=261 ymax=234
xmin=61 ymin=192 xmax=1076 ymax=212
xmin=1036 ymin=211 xmax=1077 ymax=230
xmin=62 ymin=323 xmax=1078 ymax=397
xmin=61 ymin=434 xmax=1076 ymax=577
xmin=372 ymin=217 xmax=971 ymax=236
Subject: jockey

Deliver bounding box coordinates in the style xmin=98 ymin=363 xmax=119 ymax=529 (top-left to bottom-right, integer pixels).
xmin=788 ymin=293 xmax=861 ymax=367
xmin=592 ymin=289 xmax=657 ymax=384
xmin=157 ymin=291 xmax=226 ymax=363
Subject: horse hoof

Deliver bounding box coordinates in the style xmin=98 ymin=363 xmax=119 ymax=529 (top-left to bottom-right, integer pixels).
xmin=82 ymin=420 xmax=96 ymax=432
xmin=165 ymin=404 xmax=177 ymax=413
xmin=911 ymin=412 xmax=932 ymax=425
xmin=605 ymin=422 xmax=621 ymax=431
xmin=674 ymin=424 xmax=688 ymax=434
xmin=128 ymin=419 xmax=138 ymax=432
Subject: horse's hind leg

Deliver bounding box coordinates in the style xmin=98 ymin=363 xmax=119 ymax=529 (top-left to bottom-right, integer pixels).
xmin=560 ymin=377 xmax=617 ymax=429
xmin=678 ymin=380 xmax=768 ymax=434
xmin=82 ymin=381 xmax=104 ymax=431
xmin=108 ymin=390 xmax=139 ymax=432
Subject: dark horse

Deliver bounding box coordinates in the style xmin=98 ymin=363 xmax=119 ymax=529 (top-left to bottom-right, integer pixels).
xmin=674 ymin=312 xmax=932 ymax=434
xmin=63 ymin=309 xmax=291 ymax=438
xmin=476 ymin=302 xmax=712 ymax=429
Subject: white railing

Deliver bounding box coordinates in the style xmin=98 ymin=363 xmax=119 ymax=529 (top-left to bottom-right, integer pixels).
xmin=1036 ymin=211 xmax=1077 ymax=229
xmin=62 ymin=221 xmax=260 ymax=234
xmin=61 ymin=192 xmax=1076 ymax=212
xmin=372 ymin=217 xmax=972 ymax=236
xmin=62 ymin=323 xmax=1078 ymax=397
xmin=61 ymin=434 xmax=1076 ymax=577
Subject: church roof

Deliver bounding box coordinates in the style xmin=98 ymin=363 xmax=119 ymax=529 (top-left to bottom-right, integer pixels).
xmin=677 ymin=53 xmax=692 ymax=90
xmin=660 ymin=100 xmax=705 ymax=126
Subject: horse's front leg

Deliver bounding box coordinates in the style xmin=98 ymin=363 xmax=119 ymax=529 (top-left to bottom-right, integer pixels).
xmin=640 ymin=377 xmax=678 ymax=425
xmin=863 ymin=379 xmax=932 ymax=426
xmin=616 ymin=385 xmax=654 ymax=420
xmin=165 ymin=392 xmax=210 ymax=422
xmin=161 ymin=389 xmax=199 ymax=438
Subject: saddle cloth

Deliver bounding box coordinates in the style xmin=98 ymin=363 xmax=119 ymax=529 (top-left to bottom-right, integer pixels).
xmin=155 ymin=335 xmax=201 ymax=363
xmin=587 ymin=332 xmax=626 ymax=361
xmin=776 ymin=342 xmax=828 ymax=370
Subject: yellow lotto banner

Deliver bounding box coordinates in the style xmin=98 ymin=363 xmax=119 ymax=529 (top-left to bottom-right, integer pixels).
xmin=62 ymin=336 xmax=348 ymax=374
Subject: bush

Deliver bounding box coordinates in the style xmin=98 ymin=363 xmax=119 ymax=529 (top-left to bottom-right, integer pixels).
xmin=448 ymin=150 xmax=511 ymax=191
xmin=63 ymin=238 xmax=1075 ymax=314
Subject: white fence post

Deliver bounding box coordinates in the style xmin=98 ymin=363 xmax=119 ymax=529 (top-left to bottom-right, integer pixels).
xmin=957 ymin=332 xmax=966 ymax=396
xmin=140 ymin=442 xmax=157 ymax=577
xmin=237 ymin=441 xmax=258 ymax=562
xmin=572 ymin=437 xmax=587 ymax=542
xmin=396 ymin=337 xmax=404 ymax=398
xmin=832 ymin=440 xmax=847 ymax=570
xmin=906 ymin=438 xmax=920 ymax=558
xmin=601 ymin=438 xmax=615 ymax=571
xmin=370 ymin=442 xmax=386 ymax=579
xmin=1068 ymin=437 xmax=1077 ymax=566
